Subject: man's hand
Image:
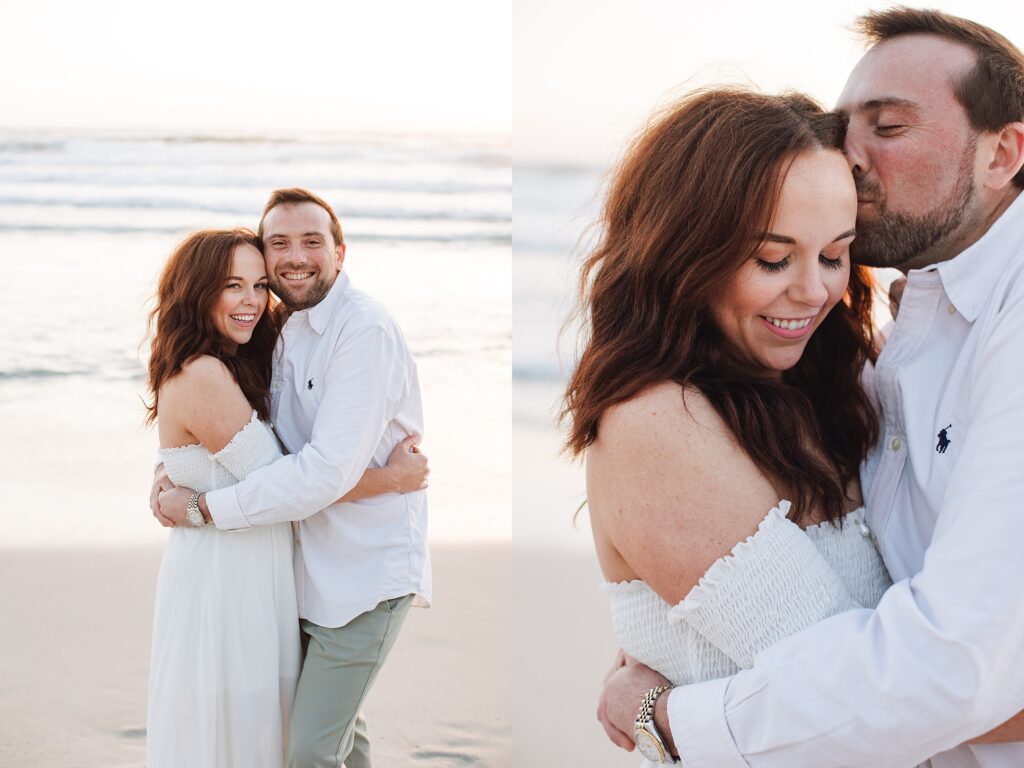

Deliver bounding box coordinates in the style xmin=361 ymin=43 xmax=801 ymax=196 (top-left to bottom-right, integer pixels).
xmin=150 ymin=463 xmax=177 ymax=527
xmin=386 ymin=433 xmax=430 ymax=493
xmin=158 ymin=485 xmax=199 ymax=527
xmin=601 ymin=656 xmax=671 ymax=752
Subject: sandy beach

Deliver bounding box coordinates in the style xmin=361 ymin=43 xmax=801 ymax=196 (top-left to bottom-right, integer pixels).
xmin=514 ymin=548 xmax=641 ymax=767
xmin=0 ymin=542 xmax=510 ymax=767
xmin=511 ymin=380 xmax=642 ymax=767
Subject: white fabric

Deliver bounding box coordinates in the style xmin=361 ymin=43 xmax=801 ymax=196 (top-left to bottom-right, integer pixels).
xmin=669 ymin=190 xmax=1024 ymax=768
xmin=147 ymin=413 xmax=300 ymax=768
xmin=605 ymin=503 xmax=890 ymax=768
xmin=604 ymin=503 xmax=889 ymax=680
xmin=204 ymin=272 xmax=431 ymax=628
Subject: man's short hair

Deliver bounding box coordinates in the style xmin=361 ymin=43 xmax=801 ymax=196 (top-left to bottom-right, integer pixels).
xmin=856 ymin=7 xmax=1024 ymax=188
xmin=258 ymin=188 xmax=345 ymax=246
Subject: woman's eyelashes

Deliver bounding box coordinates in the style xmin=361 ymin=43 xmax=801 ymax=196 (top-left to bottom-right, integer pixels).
xmin=225 ymin=281 xmax=269 ymax=288
xmin=754 ymin=254 xmax=846 ymax=274
xmin=755 ymin=256 xmax=789 ymax=273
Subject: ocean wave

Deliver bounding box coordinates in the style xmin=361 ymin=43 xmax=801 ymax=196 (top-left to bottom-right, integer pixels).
xmin=0 ymin=194 xmax=510 ymax=223
xmin=0 ymin=170 xmax=511 ymax=196
xmin=413 ymin=344 xmax=510 ymax=358
xmin=0 ymin=222 xmax=511 ymax=245
xmin=0 ymin=134 xmax=510 ymax=175
xmin=0 ymin=368 xmax=88 ymax=381
xmin=0 ymin=140 xmax=67 ymax=153
xmin=512 ymin=363 xmax=567 ymax=382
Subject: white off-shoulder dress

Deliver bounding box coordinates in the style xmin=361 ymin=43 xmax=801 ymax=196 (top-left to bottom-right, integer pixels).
xmin=146 ymin=414 xmax=301 ymax=768
xmin=603 ymin=501 xmax=892 ymax=764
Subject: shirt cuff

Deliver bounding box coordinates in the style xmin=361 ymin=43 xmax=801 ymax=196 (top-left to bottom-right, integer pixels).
xmin=206 ymin=486 xmax=250 ymax=531
xmin=668 ymin=677 xmax=747 ymax=768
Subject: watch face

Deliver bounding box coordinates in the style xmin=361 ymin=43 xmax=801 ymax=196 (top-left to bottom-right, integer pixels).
xmin=634 ymin=728 xmax=665 ymax=762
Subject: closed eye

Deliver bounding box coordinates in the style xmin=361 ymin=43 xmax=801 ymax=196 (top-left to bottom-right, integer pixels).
xmin=755 ymin=257 xmax=789 ymax=273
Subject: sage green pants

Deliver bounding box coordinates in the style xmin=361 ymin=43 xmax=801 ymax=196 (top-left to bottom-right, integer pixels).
xmin=287 ymin=595 xmax=413 ymax=768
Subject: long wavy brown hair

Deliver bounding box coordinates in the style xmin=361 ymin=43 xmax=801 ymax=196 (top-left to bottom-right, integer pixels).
xmin=563 ymin=88 xmax=879 ymax=525
xmin=146 ymin=229 xmax=278 ymax=426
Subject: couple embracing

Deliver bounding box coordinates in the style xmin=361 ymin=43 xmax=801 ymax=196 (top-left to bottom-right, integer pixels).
xmin=569 ymin=7 xmax=1024 ymax=767
xmin=144 ymin=188 xmax=431 ymax=767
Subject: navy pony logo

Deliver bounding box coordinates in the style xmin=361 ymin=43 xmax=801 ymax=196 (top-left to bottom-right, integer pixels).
xmin=936 ymin=424 xmax=952 ymax=454
xmin=307 ymin=379 xmax=314 ymax=390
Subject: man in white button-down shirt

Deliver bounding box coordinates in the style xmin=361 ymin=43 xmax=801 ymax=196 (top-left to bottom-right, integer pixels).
xmin=158 ymin=188 xmax=431 ymax=768
xmin=601 ymin=8 xmax=1024 ymax=767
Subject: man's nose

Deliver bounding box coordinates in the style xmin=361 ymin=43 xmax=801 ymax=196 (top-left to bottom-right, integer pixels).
xmin=844 ymin=124 xmax=869 ymax=178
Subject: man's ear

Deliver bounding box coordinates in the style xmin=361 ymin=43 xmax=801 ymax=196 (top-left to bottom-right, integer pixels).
xmin=335 ymin=242 xmax=347 ymax=271
xmin=983 ymin=122 xmax=1024 ymax=191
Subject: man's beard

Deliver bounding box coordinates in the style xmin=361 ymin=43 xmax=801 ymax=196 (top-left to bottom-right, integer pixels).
xmin=269 ymin=272 xmax=331 ymax=311
xmin=851 ymin=141 xmax=977 ymax=269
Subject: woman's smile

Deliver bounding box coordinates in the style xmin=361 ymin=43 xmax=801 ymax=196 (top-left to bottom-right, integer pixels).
xmin=759 ymin=314 xmax=817 ymax=339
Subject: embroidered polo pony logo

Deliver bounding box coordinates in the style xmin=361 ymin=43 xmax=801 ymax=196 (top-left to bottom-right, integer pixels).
xmin=936 ymin=424 xmax=952 ymax=454
xmin=307 ymin=379 xmax=314 ymax=390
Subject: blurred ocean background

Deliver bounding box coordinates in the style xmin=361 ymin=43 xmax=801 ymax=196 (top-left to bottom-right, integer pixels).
xmin=0 ymin=130 xmax=511 ymax=546
xmin=513 ymin=165 xmax=602 ymax=551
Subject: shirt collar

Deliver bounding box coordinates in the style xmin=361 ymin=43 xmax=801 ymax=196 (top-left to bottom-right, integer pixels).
xmin=291 ymin=270 xmax=350 ymax=335
xmin=931 ymin=190 xmax=1024 ymax=322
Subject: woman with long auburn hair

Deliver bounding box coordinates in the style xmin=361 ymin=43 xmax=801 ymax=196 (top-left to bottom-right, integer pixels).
xmin=144 ymin=229 xmax=426 ymax=768
xmin=562 ymin=89 xmax=893 ymax=764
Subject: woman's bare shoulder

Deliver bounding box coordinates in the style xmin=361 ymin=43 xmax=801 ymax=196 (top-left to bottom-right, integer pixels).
xmin=594 ymin=382 xmax=730 ymax=460
xmin=158 ymin=355 xmax=253 ymax=453
xmin=163 ymin=354 xmax=233 ymax=389
xmin=587 ymin=380 xmax=779 ymax=603
xmin=160 ymin=356 xmax=242 ymax=406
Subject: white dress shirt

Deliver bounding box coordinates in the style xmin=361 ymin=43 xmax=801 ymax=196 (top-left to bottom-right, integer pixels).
xmin=668 ymin=190 xmax=1024 ymax=768
xmin=206 ymin=271 xmax=431 ymax=629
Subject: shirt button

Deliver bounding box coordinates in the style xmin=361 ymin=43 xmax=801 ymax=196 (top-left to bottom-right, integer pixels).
xmin=947 ymin=304 xmax=957 ymax=315
xmin=890 ymin=437 xmax=903 ymax=452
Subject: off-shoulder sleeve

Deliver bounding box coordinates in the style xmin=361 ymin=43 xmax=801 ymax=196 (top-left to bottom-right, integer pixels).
xmin=210 ymin=412 xmax=284 ymax=482
xmin=667 ymin=501 xmax=860 ymax=669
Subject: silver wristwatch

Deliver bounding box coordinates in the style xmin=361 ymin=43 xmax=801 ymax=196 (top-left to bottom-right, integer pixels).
xmin=186 ymin=491 xmax=207 ymax=527
xmin=634 ymin=685 xmax=677 ymax=764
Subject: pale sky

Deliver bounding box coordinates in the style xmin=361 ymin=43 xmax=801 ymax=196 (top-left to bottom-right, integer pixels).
xmin=1 ymin=0 xmax=509 ymax=137
xmin=5 ymin=1 xmax=1022 ymax=152
xmin=515 ymin=0 xmax=1024 ymax=166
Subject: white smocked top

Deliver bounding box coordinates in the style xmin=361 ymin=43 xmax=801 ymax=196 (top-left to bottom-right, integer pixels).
xmin=602 ymin=501 xmax=892 ymax=684
xmin=156 ymin=412 xmax=283 ymax=495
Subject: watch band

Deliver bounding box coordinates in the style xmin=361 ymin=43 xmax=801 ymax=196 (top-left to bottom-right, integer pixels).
xmin=634 ymin=685 xmax=677 ymax=764
xmin=186 ymin=491 xmax=207 ymax=527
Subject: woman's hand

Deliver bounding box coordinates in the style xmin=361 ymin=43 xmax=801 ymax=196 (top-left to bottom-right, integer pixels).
xmin=150 ymin=463 xmax=177 ymax=527
xmin=157 ymin=485 xmax=199 ymax=526
xmin=596 ymin=648 xmax=635 ymax=750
